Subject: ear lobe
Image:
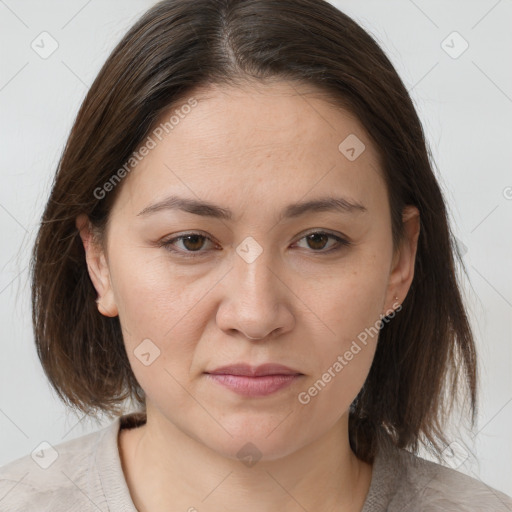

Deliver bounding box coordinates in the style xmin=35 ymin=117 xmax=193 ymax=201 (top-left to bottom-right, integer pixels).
xmin=76 ymin=214 xmax=118 ymax=318
xmin=384 ymin=205 xmax=421 ymax=314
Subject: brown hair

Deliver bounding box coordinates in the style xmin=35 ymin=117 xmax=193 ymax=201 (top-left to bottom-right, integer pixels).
xmin=31 ymin=0 xmax=477 ymax=463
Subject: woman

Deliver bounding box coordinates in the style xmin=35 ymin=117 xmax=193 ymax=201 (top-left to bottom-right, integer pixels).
xmin=1 ymin=0 xmax=510 ymax=510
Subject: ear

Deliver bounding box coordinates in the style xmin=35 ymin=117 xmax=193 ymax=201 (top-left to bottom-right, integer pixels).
xmin=76 ymin=214 xmax=118 ymax=317
xmin=383 ymin=205 xmax=421 ymax=315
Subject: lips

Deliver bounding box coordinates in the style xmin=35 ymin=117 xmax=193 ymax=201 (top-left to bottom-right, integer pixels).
xmin=204 ymin=363 xmax=304 ymax=397
xmin=205 ymin=363 xmax=302 ymax=377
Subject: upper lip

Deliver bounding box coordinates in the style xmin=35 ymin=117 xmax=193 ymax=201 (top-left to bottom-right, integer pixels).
xmin=206 ymin=363 xmax=302 ymax=377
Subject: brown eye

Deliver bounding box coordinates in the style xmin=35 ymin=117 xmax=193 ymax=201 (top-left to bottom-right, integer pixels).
xmin=295 ymin=231 xmax=350 ymax=253
xmin=180 ymin=234 xmax=207 ymax=252
xmin=160 ymin=232 xmax=216 ymax=258
xmin=305 ymin=233 xmax=330 ymax=250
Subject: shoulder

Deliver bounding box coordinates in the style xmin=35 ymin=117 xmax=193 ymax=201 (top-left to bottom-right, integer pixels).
xmin=385 ymin=443 xmax=512 ymax=511
xmin=0 ymin=417 xmax=121 ymax=512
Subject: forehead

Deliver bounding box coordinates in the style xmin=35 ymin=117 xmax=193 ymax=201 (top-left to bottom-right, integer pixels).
xmin=169 ymin=80 xmax=374 ymax=163
xmin=113 ymin=80 xmax=386 ymax=218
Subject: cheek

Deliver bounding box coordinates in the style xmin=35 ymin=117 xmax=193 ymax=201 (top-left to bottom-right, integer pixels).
xmin=297 ymin=342 xmax=376 ymax=423
xmin=298 ymin=251 xmax=389 ymax=406
xmin=308 ymin=251 xmax=390 ymax=344
xmin=110 ymin=245 xmax=198 ymax=332
xmin=108 ymin=247 xmax=203 ymax=380
xmin=296 ymin=277 xmax=383 ymax=423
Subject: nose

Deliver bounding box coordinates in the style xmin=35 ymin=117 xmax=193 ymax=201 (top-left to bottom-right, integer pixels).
xmin=215 ymin=244 xmax=295 ymax=341
xmin=246 ymin=334 xmax=265 ymax=340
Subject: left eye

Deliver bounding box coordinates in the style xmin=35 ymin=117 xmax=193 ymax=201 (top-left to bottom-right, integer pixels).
xmin=160 ymin=231 xmax=350 ymax=258
xmin=294 ymin=231 xmax=350 ymax=252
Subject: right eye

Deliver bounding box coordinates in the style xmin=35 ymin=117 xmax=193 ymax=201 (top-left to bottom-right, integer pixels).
xmin=159 ymin=232 xmax=219 ymax=258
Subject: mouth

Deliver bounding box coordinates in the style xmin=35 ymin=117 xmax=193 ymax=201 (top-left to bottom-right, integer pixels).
xmin=205 ymin=363 xmax=303 ymax=377
xmin=204 ymin=363 xmax=304 ymax=397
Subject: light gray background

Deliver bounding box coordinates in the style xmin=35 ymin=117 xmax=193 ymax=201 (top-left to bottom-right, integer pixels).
xmin=1 ymin=0 xmax=511 ymax=498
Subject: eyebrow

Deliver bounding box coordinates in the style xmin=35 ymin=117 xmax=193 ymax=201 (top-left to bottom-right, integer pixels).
xmin=137 ymin=195 xmax=367 ymax=220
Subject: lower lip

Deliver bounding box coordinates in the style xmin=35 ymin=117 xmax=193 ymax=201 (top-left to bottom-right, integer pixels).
xmin=205 ymin=373 xmax=301 ymax=397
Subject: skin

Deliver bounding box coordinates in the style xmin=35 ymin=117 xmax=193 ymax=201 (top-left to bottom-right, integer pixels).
xmin=77 ymin=79 xmax=420 ymax=512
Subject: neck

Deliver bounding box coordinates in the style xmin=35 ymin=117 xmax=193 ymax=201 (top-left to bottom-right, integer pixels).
xmin=118 ymin=407 xmax=373 ymax=512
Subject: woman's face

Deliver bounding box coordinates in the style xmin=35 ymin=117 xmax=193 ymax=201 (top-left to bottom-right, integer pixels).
xmin=83 ymin=80 xmax=419 ymax=461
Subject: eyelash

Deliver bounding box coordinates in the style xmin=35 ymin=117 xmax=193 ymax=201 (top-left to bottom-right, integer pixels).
xmin=158 ymin=230 xmax=351 ymax=259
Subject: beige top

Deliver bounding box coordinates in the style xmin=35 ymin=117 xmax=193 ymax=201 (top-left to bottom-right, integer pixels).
xmin=1 ymin=412 xmax=511 ymax=511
